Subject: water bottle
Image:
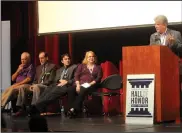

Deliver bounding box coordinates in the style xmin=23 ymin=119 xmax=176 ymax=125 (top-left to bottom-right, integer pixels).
xmin=61 ymin=106 xmax=65 ymax=118
xmin=82 ymin=106 xmax=87 ymax=118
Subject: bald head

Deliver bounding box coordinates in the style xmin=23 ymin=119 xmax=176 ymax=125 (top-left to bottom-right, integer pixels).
xmin=21 ymin=52 xmax=31 ymax=65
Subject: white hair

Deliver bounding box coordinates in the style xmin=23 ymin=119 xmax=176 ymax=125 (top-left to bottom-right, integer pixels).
xmin=21 ymin=52 xmax=31 ymax=61
xmin=154 ymin=15 xmax=168 ymax=26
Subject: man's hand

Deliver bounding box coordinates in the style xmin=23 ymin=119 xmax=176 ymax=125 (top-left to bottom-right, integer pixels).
xmin=29 ymin=85 xmax=34 ymax=91
xmin=17 ymin=64 xmax=24 ymax=73
xmin=11 ymin=84 xmax=19 ymax=89
xmin=57 ymin=80 xmax=68 ymax=87
xmin=166 ymin=34 xmax=175 ymax=46
xmin=12 ymin=64 xmax=25 ymax=82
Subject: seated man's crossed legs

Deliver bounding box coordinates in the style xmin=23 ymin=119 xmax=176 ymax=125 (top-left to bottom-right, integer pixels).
xmin=1 ymin=84 xmax=28 ymax=109
xmin=15 ymin=84 xmax=47 ymax=116
xmin=16 ymin=84 xmax=31 ymax=108
xmin=31 ymin=84 xmax=47 ymax=105
xmin=29 ymin=85 xmax=75 ymax=116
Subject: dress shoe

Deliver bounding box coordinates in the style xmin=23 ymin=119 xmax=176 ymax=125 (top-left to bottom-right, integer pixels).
xmin=67 ymin=110 xmax=77 ymax=119
xmin=27 ymin=105 xmax=40 ymax=117
xmin=1 ymin=106 xmax=5 ymax=113
xmin=12 ymin=109 xmax=27 ymax=117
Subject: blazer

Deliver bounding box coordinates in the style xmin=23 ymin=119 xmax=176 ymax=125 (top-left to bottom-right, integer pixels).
xmin=74 ymin=64 xmax=103 ymax=85
xmin=54 ymin=64 xmax=77 ymax=86
xmin=33 ymin=62 xmax=57 ymax=85
xmin=150 ymin=28 xmax=182 ymax=57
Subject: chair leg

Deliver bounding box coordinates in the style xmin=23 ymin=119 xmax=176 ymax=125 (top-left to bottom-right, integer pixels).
xmin=108 ymin=96 xmax=111 ymax=116
xmin=82 ymin=95 xmax=90 ymax=117
xmin=82 ymin=105 xmax=87 ymax=117
xmin=102 ymin=96 xmax=110 ymax=116
xmin=102 ymin=96 xmax=107 ymax=116
xmin=58 ymin=99 xmax=62 ymax=113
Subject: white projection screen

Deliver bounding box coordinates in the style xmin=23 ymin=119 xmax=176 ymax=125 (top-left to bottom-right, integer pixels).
xmin=38 ymin=1 xmax=182 ymax=34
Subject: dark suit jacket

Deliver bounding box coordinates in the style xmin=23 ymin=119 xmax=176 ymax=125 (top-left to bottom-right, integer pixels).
xmin=150 ymin=28 xmax=182 ymax=57
xmin=54 ymin=64 xmax=77 ymax=86
xmin=33 ymin=62 xmax=57 ymax=86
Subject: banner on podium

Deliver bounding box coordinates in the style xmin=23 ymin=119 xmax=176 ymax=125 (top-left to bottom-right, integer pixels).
xmin=125 ymin=74 xmax=155 ymax=125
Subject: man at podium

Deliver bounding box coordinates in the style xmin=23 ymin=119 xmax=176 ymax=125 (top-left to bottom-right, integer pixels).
xmin=150 ymin=15 xmax=182 ymax=77
xmin=150 ymin=15 xmax=182 ymax=117
xmin=149 ymin=15 xmax=182 ymax=57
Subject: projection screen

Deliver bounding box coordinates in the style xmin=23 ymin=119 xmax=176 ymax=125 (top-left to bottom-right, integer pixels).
xmin=38 ymin=1 xmax=182 ymax=34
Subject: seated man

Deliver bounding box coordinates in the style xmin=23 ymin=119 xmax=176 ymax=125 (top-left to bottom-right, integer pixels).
xmin=29 ymin=53 xmax=77 ymax=116
xmin=1 ymin=52 xmax=35 ymax=109
xmin=15 ymin=51 xmax=56 ymax=116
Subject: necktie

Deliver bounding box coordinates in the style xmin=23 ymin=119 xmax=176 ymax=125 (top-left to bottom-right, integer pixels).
xmin=41 ymin=65 xmax=46 ymax=83
xmin=60 ymin=68 xmax=68 ymax=80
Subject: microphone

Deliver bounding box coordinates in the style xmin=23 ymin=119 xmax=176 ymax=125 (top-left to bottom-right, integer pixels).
xmin=154 ymin=33 xmax=160 ymax=43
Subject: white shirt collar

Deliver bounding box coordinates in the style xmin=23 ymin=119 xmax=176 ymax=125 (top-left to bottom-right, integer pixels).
xmin=160 ymin=28 xmax=167 ymax=36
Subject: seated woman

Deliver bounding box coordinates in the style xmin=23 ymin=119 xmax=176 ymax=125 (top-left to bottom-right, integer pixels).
xmin=67 ymin=51 xmax=103 ymax=118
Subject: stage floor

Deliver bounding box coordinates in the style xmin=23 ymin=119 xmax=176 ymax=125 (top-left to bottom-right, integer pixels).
xmin=2 ymin=113 xmax=182 ymax=132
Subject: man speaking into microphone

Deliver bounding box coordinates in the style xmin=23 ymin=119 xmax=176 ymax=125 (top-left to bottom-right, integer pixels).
xmin=150 ymin=15 xmax=182 ymax=117
xmin=149 ymin=15 xmax=182 ymax=57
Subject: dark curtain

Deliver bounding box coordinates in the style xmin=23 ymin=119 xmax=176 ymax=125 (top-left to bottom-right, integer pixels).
xmin=2 ymin=1 xmax=60 ymax=71
xmin=27 ymin=2 xmax=60 ymax=66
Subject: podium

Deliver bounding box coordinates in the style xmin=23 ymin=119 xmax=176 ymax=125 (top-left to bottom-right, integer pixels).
xmin=122 ymin=45 xmax=180 ymax=123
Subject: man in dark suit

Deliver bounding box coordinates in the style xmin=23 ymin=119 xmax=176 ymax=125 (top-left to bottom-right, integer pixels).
xmin=150 ymin=15 xmax=182 ymax=117
xmin=15 ymin=52 xmax=56 ymax=116
xmin=29 ymin=53 xmax=77 ymax=115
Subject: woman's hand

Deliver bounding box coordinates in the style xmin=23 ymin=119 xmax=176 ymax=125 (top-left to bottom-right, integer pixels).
xmin=76 ymin=84 xmax=80 ymax=93
xmin=75 ymin=81 xmax=80 ymax=93
xmin=89 ymin=81 xmax=96 ymax=86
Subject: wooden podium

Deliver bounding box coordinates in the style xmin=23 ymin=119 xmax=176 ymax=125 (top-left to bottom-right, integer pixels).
xmin=122 ymin=45 xmax=180 ymax=123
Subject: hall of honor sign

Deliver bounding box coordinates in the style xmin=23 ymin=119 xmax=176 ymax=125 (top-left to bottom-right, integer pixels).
xmin=125 ymin=74 xmax=155 ymax=125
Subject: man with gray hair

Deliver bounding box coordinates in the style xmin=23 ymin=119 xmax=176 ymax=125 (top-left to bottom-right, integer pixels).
xmin=1 ymin=52 xmax=35 ymax=109
xmin=150 ymin=15 xmax=182 ymax=56
xmin=150 ymin=15 xmax=182 ymax=117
